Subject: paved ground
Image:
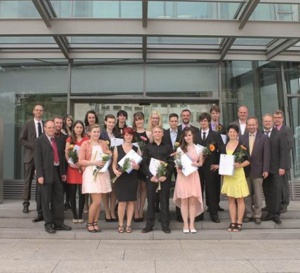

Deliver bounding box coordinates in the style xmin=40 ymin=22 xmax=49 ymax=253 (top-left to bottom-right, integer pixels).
xmin=1 ymin=200 xmax=300 ymax=273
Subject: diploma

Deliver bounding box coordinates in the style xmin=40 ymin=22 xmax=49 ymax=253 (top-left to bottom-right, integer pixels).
xmin=218 ymin=154 xmax=235 ymax=176
xmin=110 ymin=137 xmax=124 ymax=147
xmin=149 ymin=158 xmax=161 ymax=177
xmin=180 ymin=153 xmax=198 ymax=177
xmin=118 ymin=149 xmax=142 ymax=173
xmin=94 ymin=148 xmax=111 ymax=173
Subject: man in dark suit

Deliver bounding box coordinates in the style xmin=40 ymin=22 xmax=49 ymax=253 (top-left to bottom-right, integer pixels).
xmin=34 ymin=119 xmax=72 ymax=234
xmin=195 ymin=113 xmax=224 ymax=223
xmin=177 ymin=109 xmax=199 ymax=134
xmin=273 ymin=110 xmax=294 ymax=213
xmin=240 ymin=117 xmax=270 ymax=224
xmin=231 ymin=105 xmax=249 ymax=136
xmin=163 ymin=113 xmax=182 ymax=222
xmin=209 ymin=104 xmax=226 ymax=135
xmin=19 ymin=104 xmax=44 ymax=217
xmin=262 ymin=114 xmax=288 ymax=224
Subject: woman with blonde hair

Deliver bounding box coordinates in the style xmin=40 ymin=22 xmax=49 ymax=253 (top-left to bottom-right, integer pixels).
xmin=147 ymin=110 xmax=162 ymax=131
xmin=79 ymin=124 xmax=112 ymax=232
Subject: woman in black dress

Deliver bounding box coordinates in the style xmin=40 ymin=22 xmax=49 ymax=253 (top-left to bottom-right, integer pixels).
xmin=112 ymin=127 xmax=141 ymax=233
xmin=132 ymin=112 xmax=152 ymax=222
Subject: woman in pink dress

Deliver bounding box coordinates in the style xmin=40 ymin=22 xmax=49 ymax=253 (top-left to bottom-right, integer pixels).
xmin=79 ymin=124 xmax=112 ymax=233
xmin=173 ymin=127 xmax=204 ymax=234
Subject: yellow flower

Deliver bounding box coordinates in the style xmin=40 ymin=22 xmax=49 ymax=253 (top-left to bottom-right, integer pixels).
xmin=69 ymin=144 xmax=74 ymax=150
xmin=106 ymin=140 xmax=110 ymax=146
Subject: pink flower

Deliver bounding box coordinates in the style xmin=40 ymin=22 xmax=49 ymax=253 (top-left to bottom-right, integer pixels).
xmin=140 ymin=136 xmax=147 ymax=142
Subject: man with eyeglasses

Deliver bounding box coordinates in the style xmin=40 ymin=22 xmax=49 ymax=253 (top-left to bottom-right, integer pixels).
xmin=272 ymin=110 xmax=294 ymax=213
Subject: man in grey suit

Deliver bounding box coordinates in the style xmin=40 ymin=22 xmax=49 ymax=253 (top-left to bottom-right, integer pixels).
xmin=262 ymin=114 xmax=288 ymax=224
xmin=19 ymin=104 xmax=44 ymax=215
xmin=273 ymin=110 xmax=294 ymax=213
xmin=241 ymin=117 xmax=270 ymax=224
xmin=34 ymin=120 xmax=71 ymax=234
xmin=231 ymin=105 xmax=249 ymax=136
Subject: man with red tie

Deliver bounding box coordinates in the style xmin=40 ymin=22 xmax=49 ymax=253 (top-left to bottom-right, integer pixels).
xmin=34 ymin=119 xmax=71 ymax=234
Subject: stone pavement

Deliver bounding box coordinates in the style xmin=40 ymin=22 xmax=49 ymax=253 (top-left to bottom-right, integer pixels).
xmin=0 ymin=200 xmax=300 ymax=273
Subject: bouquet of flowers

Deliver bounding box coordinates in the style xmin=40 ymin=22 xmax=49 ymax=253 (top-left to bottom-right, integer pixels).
xmin=156 ymin=161 xmax=168 ymax=192
xmin=216 ymin=124 xmax=223 ymax=132
xmin=111 ymin=158 xmax=132 ymax=184
xmin=136 ymin=135 xmax=148 ymax=153
xmin=202 ymin=143 xmax=216 ymax=157
xmin=68 ymin=144 xmax=82 ymax=172
xmin=173 ymin=142 xmax=180 ymax=151
xmin=233 ymin=145 xmax=248 ymax=163
xmin=174 ymin=152 xmax=183 ymax=170
xmin=93 ymin=153 xmax=111 ymax=181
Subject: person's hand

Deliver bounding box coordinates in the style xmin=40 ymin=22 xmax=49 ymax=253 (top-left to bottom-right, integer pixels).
xmin=150 ymin=176 xmax=158 ymax=183
xmin=262 ymin=172 xmax=269 ymax=179
xmin=114 ymin=169 xmax=122 ymax=177
xmin=158 ymin=176 xmax=166 ymax=182
xmin=210 ymin=164 xmax=219 ymax=171
xmin=234 ymin=162 xmax=241 ymax=168
xmin=131 ymin=161 xmax=139 ymax=170
xmin=62 ymin=175 xmax=67 ymax=182
xmin=37 ymin=177 xmax=44 ymax=184
xmin=69 ymin=163 xmax=78 ymax=169
xmin=95 ymin=160 xmax=104 ymax=167
xmin=279 ymin=169 xmax=285 ymax=176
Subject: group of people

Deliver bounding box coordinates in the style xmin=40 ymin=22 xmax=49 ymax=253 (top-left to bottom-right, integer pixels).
xmin=19 ymin=103 xmax=293 ymax=234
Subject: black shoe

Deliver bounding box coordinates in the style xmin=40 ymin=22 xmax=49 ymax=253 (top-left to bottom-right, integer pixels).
xmin=254 ymin=218 xmax=262 ymax=224
xmin=54 ymin=224 xmax=72 ymax=231
xmin=280 ymin=208 xmax=287 ymax=213
xmin=211 ymin=216 xmax=220 ymax=223
xmin=273 ymin=218 xmax=282 ymax=224
xmin=105 ymin=217 xmax=112 ymax=222
xmin=243 ymin=217 xmax=253 ymax=223
xmin=154 ymin=206 xmax=160 ymax=213
xmin=22 ymin=203 xmax=29 ymax=213
xmin=32 ymin=215 xmax=44 ymax=223
xmin=162 ymin=227 xmax=171 ymax=234
xmin=262 ymin=214 xmax=274 ymax=221
xmin=262 ymin=207 xmax=268 ymax=211
xmin=45 ymin=227 xmax=56 ymax=234
xmin=141 ymin=226 xmax=153 ymax=233
xmin=64 ymin=202 xmax=71 ymax=211
xmin=218 ymin=206 xmax=224 ymax=211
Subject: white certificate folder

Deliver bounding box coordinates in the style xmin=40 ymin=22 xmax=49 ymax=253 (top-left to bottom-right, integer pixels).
xmin=118 ymin=149 xmax=142 ymax=173
xmin=218 ymin=154 xmax=235 ymax=176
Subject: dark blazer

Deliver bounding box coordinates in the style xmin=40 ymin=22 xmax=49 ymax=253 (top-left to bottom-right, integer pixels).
xmin=163 ymin=128 xmax=181 ymax=151
xmin=278 ymin=125 xmax=293 ymax=169
xmin=19 ymin=120 xmax=44 ymax=163
xmin=268 ymin=128 xmax=289 ymax=174
xmin=194 ymin=129 xmax=224 ymax=165
xmin=231 ymin=120 xmax=248 ymax=136
xmin=34 ymin=134 xmax=66 ymax=184
xmin=177 ymin=124 xmax=199 ymax=134
xmin=240 ymin=131 xmax=270 ymax=178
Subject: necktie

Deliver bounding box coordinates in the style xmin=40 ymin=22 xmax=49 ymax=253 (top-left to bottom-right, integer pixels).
xmin=265 ymin=130 xmax=270 ymax=137
xmin=202 ymin=131 xmax=206 ymax=140
xmin=249 ymin=134 xmax=255 ymax=155
xmin=37 ymin=122 xmax=42 ymax=137
xmin=51 ymin=137 xmax=59 ymax=165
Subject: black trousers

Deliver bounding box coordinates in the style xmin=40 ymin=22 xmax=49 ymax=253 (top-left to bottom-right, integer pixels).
xmin=68 ymin=184 xmax=85 ymax=219
xmin=263 ymin=173 xmax=282 ymax=218
xmin=145 ymin=179 xmax=170 ymax=229
xmin=40 ymin=167 xmax=64 ymax=228
xmin=199 ymin=166 xmax=220 ymax=218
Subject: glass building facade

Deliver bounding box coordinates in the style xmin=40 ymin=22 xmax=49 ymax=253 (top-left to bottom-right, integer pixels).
xmin=0 ymin=0 xmax=300 ymax=199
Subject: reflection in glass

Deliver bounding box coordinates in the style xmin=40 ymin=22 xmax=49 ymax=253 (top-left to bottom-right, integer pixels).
xmin=0 ymin=0 xmax=40 ymax=18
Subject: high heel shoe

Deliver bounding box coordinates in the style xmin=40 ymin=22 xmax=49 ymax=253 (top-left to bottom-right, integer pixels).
xmin=105 ymin=217 xmax=112 ymax=222
xmin=86 ymin=223 xmax=96 ymax=233
xmin=93 ymin=222 xmax=101 ymax=232
xmin=183 ymin=229 xmax=190 ymax=234
xmin=190 ymin=229 xmax=197 ymax=234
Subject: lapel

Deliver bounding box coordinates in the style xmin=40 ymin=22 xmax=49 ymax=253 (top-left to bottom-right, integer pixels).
xmin=42 ymin=134 xmax=52 ymax=149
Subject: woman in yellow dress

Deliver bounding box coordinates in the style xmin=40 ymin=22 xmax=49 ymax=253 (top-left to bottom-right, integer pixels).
xmin=220 ymin=124 xmax=250 ymax=232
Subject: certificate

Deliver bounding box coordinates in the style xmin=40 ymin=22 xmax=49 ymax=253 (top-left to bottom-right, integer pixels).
xmin=218 ymin=154 xmax=235 ymax=176
xmin=110 ymin=137 xmax=124 ymax=147
xmin=149 ymin=158 xmax=161 ymax=177
xmin=118 ymin=149 xmax=143 ymax=173
xmin=93 ymin=148 xmax=111 ymax=173
xmin=180 ymin=153 xmax=198 ymax=177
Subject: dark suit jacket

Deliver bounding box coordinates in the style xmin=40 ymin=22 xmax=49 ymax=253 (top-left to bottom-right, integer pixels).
xmin=268 ymin=128 xmax=289 ymax=174
xmin=19 ymin=120 xmax=44 ymax=163
xmin=194 ymin=129 xmax=224 ymax=165
xmin=240 ymin=131 xmax=270 ymax=178
xmin=163 ymin=128 xmax=181 ymax=151
xmin=278 ymin=125 xmax=293 ymax=169
xmin=34 ymin=134 xmax=66 ymax=184
xmin=231 ymin=120 xmax=248 ymax=136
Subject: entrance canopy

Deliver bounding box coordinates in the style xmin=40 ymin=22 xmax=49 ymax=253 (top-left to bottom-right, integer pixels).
xmin=0 ymin=0 xmax=300 ymax=65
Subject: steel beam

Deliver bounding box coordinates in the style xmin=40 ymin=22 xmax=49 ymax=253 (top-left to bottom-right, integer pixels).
xmin=142 ymin=36 xmax=147 ymax=61
xmin=266 ymin=38 xmax=300 ymax=60
xmin=1 ymin=19 xmax=300 ymax=39
xmin=53 ymin=36 xmax=70 ymax=59
xmin=142 ymin=0 xmax=148 ymax=28
xmin=220 ymin=37 xmax=236 ymax=60
xmin=238 ymin=0 xmax=260 ymax=29
xmin=31 ymin=0 xmax=56 ymax=27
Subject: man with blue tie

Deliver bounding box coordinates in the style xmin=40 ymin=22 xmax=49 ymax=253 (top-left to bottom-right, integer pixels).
xmin=241 ymin=117 xmax=270 ymax=224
